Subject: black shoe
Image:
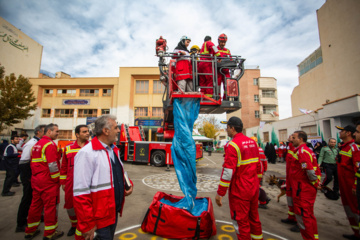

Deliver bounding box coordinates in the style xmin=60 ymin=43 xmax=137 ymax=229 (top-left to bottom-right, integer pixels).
xmin=343 ymin=234 xmax=360 ymax=240
xmin=16 ymin=225 xmax=26 ymax=232
xmin=2 ymin=191 xmax=15 ymax=196
xmin=258 ymin=204 xmax=268 ymax=209
xmin=266 ymin=198 xmax=271 ymax=204
xmin=67 ymin=227 xmax=76 ymax=236
xmin=12 ymin=183 xmax=21 ymax=187
xmin=290 ymin=225 xmax=300 ymax=232
xmin=25 ymin=229 xmax=40 ymax=239
xmin=281 ymin=218 xmax=297 ymax=225
xmin=43 ymin=230 xmax=64 ymax=240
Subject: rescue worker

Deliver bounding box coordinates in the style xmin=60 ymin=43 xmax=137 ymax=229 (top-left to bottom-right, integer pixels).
xmin=255 ymin=138 xmax=270 ymax=209
xmin=336 ymin=125 xmax=360 ymax=240
xmin=281 ymin=134 xmax=298 ymax=227
xmin=73 ymin=115 xmax=133 ymax=240
xmin=215 ymin=117 xmax=263 ymax=240
xmin=190 ymin=45 xmax=200 ymax=55
xmin=25 ymin=123 xmax=64 ymax=240
xmin=291 ymin=131 xmax=321 ymax=240
xmin=16 ymin=125 xmax=46 ymax=232
xmin=2 ymin=135 xmax=20 ymax=196
xmin=60 ymin=125 xmax=89 ymax=237
xmin=217 ymin=33 xmax=231 ymax=99
xmin=173 ymin=36 xmax=193 ymax=92
xmin=199 ymin=36 xmax=220 ymax=97
xmin=354 ymin=122 xmax=360 ymax=240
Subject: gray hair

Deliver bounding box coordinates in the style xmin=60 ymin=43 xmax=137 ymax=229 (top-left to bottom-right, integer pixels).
xmin=95 ymin=114 xmax=117 ymax=136
xmin=34 ymin=124 xmax=46 ymax=135
xmin=328 ymin=137 xmax=336 ymax=142
xmin=44 ymin=123 xmax=58 ymax=134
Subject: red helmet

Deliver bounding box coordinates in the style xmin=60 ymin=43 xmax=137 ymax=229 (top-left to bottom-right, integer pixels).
xmin=218 ymin=33 xmax=227 ymax=42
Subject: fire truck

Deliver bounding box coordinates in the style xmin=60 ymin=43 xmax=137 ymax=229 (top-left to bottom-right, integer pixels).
xmin=117 ymin=124 xmax=203 ymax=167
xmin=155 ymin=36 xmax=245 ymax=141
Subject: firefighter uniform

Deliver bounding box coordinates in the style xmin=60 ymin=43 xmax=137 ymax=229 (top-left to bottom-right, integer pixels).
xmin=285 ymin=142 xmax=297 ymax=222
xmin=291 ymin=144 xmax=321 ymax=240
xmin=60 ymin=141 xmax=88 ymax=238
xmin=338 ymin=139 xmax=360 ymax=237
xmin=199 ymin=41 xmax=220 ymax=96
xmin=217 ymin=133 xmax=263 ymax=240
xmin=25 ymin=136 xmax=61 ymax=238
xmin=217 ymin=46 xmax=231 ymax=97
xmin=258 ymin=147 xmax=269 ymax=206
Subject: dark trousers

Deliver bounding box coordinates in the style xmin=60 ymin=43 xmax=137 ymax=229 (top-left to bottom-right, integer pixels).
xmin=2 ymin=167 xmax=16 ymax=194
xmin=17 ymin=163 xmax=32 ymax=227
xmin=322 ymin=163 xmax=339 ymax=192
xmin=95 ymin=213 xmax=118 ymax=240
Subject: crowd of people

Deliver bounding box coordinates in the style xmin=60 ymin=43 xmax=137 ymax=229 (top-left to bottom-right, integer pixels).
xmin=0 ymin=115 xmax=133 ymax=240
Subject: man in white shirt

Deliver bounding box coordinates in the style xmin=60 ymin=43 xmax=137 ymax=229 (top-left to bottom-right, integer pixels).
xmin=16 ymin=125 xmax=45 ymax=232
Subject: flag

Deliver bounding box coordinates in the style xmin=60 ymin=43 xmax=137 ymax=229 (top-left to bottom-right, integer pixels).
xmin=259 ymin=121 xmax=266 ymax=129
xmin=299 ymin=108 xmax=312 ymax=114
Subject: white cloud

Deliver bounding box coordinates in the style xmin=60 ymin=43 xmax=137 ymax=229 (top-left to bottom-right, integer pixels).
xmin=0 ymin=0 xmax=326 ymax=120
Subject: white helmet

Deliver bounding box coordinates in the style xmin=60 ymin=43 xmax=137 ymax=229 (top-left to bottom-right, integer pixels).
xmin=180 ymin=35 xmax=191 ymax=41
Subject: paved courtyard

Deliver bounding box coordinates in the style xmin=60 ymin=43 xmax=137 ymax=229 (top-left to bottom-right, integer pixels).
xmin=0 ymin=152 xmax=352 ymax=239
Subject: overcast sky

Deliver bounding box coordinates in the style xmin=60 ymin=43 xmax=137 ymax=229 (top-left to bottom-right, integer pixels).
xmin=0 ymin=0 xmax=325 ymax=120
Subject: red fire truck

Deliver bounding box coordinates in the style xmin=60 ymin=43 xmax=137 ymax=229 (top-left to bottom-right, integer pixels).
xmin=117 ymin=124 xmax=203 ymax=167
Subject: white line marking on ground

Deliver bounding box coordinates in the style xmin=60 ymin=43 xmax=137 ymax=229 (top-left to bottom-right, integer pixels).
xmin=115 ymin=221 xmax=289 ymax=240
xmin=204 ymin=156 xmax=217 ymax=164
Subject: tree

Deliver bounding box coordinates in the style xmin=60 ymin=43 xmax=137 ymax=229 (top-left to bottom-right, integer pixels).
xmin=0 ymin=65 xmax=37 ymax=132
xmin=196 ymin=114 xmax=221 ymax=139
xmin=202 ymin=121 xmax=220 ymax=139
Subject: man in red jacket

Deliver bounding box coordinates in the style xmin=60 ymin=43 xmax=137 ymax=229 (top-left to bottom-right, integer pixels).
xmin=215 ymin=117 xmax=263 ymax=240
xmin=281 ymin=134 xmax=298 ymax=227
xmin=73 ymin=115 xmax=133 ymax=240
xmin=60 ymin=125 xmax=89 ymax=237
xmin=25 ymin=123 xmax=63 ymax=240
xmin=199 ymin=36 xmax=220 ymax=97
xmin=291 ymin=131 xmax=321 ymax=240
xmin=217 ymin=33 xmax=231 ymax=99
xmin=336 ymin=125 xmax=360 ymax=240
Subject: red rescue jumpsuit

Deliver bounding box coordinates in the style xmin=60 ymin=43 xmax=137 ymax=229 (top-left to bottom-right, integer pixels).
xmin=25 ymin=136 xmax=61 ymax=238
xmin=217 ymin=46 xmax=231 ymax=98
xmin=258 ymin=147 xmax=268 ymax=205
xmin=199 ymin=41 xmax=220 ymax=96
xmin=60 ymin=141 xmax=88 ymax=239
xmin=217 ymin=133 xmax=263 ymax=240
xmin=338 ymin=139 xmax=360 ymax=237
xmin=285 ymin=143 xmax=296 ymax=221
xmin=291 ymin=144 xmax=321 ymax=240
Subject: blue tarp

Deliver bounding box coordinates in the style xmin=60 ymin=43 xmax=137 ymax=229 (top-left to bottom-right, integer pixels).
xmin=159 ymin=98 xmax=208 ymax=216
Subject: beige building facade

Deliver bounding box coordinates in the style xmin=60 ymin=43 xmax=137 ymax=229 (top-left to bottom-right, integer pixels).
xmin=22 ymin=67 xmax=162 ymax=140
xmin=227 ymin=67 xmax=279 ymax=129
xmin=0 ymin=17 xmax=43 ymax=78
xmin=291 ymin=0 xmax=360 ymax=117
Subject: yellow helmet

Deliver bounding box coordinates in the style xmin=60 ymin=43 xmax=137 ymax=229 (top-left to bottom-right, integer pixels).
xmin=190 ymin=45 xmax=200 ymax=51
xmin=250 ymin=136 xmax=258 ymax=142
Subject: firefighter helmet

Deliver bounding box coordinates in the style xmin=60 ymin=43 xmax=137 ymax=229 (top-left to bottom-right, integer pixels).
xmin=218 ymin=33 xmax=227 ymax=42
xmin=190 ymin=45 xmax=200 ymax=51
xmin=180 ymin=35 xmax=191 ymax=41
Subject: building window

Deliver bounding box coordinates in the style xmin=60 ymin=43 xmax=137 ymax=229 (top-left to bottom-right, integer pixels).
xmin=136 ymin=80 xmax=149 ymax=94
xmin=262 ymin=90 xmax=275 ymax=98
xmin=58 ymin=130 xmax=72 ymax=139
xmin=153 ymin=80 xmax=165 ymax=94
xmin=57 ymin=89 xmax=76 ymax=96
xmin=263 ymin=132 xmax=269 ymax=142
xmin=254 ymin=95 xmax=259 ymax=102
xmin=78 ymin=109 xmax=98 ymax=117
xmin=54 ymin=109 xmax=74 ymax=118
xmin=102 ymin=89 xmax=112 ymax=96
xmin=135 ymin=107 xmax=148 ymax=117
xmin=301 ymin=125 xmax=317 ymax=137
xmin=255 ymin=110 xmax=260 ymax=118
xmin=253 ymin=78 xmax=258 ymax=85
xmin=80 ymin=89 xmax=99 ymax=97
xmin=42 ymin=109 xmax=51 ymax=117
xmin=279 ymin=129 xmax=288 ymax=142
xmin=152 ymin=107 xmax=164 ymax=117
xmin=44 ymin=89 xmax=53 ymax=96
xmin=263 ymin=105 xmax=277 ymax=114
xmin=101 ymin=109 xmax=110 ymax=115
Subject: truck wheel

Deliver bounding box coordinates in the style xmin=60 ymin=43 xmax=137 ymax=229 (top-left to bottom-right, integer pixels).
xmin=151 ymin=150 xmax=166 ymax=167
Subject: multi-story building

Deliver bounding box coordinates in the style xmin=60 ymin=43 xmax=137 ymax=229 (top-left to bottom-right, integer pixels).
xmin=227 ymin=66 xmax=279 ymax=129
xmin=23 ymin=67 xmax=163 ymax=141
xmin=291 ymin=0 xmax=360 ymax=117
